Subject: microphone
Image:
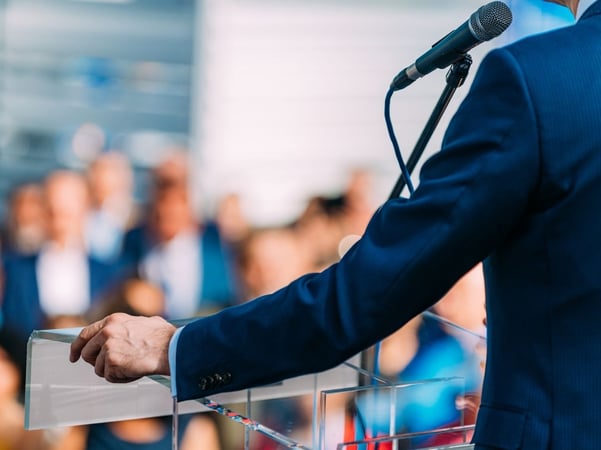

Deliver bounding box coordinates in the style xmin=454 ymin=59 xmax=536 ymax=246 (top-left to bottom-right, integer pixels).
xmin=390 ymin=1 xmax=512 ymax=91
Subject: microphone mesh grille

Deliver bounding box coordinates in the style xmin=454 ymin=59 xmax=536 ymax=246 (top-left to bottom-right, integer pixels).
xmin=470 ymin=1 xmax=513 ymax=41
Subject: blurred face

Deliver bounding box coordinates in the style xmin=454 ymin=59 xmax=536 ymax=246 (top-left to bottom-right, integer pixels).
xmin=88 ymin=155 xmax=132 ymax=207
xmin=241 ymin=229 xmax=312 ymax=298
xmin=45 ymin=173 xmax=89 ymax=245
xmin=151 ymin=187 xmax=194 ymax=242
xmin=11 ymin=185 xmax=45 ymax=229
xmin=123 ymin=280 xmax=165 ymax=316
xmin=152 ymin=152 xmax=189 ymax=191
xmin=296 ymin=208 xmax=344 ymax=268
xmin=10 ymin=185 xmax=47 ymax=249
xmin=433 ymin=263 xmax=486 ymax=331
xmin=216 ymin=194 xmax=248 ymax=243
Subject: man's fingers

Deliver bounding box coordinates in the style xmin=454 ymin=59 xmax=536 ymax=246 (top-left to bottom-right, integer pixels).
xmin=68 ymin=313 xmax=171 ymax=384
xmin=80 ymin=327 xmax=113 ymax=367
xmin=95 ymin=346 xmax=107 ymax=379
xmin=70 ymin=317 xmax=108 ymax=363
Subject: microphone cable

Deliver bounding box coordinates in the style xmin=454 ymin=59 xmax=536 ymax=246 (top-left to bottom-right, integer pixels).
xmin=385 ymin=87 xmax=415 ymax=196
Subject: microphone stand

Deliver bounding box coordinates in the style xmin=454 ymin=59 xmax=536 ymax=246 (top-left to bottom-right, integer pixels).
xmin=388 ymin=54 xmax=473 ymax=200
xmin=360 ymin=54 xmax=474 ymax=386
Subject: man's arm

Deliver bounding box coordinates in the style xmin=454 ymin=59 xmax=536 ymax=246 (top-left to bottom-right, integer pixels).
xmin=70 ymin=46 xmax=539 ymax=401
xmin=171 ymin=47 xmax=540 ymax=401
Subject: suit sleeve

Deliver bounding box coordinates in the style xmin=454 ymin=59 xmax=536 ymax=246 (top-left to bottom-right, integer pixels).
xmin=174 ymin=47 xmax=541 ymax=401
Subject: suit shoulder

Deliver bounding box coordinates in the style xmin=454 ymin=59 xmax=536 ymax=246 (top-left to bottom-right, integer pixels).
xmin=498 ymin=21 xmax=583 ymax=64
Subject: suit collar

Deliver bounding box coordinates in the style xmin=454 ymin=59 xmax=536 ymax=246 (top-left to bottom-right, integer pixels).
xmin=580 ymin=0 xmax=601 ymax=20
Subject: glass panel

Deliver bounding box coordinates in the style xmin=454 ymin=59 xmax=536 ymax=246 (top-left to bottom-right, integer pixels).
xmin=25 ymin=327 xmax=179 ymax=430
xmin=235 ymin=362 xmax=365 ymax=449
xmin=187 ymin=395 xmax=312 ymax=450
xmin=369 ymin=309 xmax=487 ymax=437
xmin=335 ymin=425 xmax=475 ymax=450
xmin=25 ymin=325 xmax=360 ymax=431
xmin=319 ymin=377 xmax=466 ymax=450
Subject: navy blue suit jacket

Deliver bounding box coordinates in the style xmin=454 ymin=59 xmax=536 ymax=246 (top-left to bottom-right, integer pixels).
xmin=174 ymin=4 xmax=601 ymax=449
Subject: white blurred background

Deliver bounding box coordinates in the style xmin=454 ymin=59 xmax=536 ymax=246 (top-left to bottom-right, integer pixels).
xmin=0 ymin=0 xmax=573 ymax=226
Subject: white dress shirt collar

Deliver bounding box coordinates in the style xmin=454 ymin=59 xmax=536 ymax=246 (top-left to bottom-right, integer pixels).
xmin=577 ymin=0 xmax=597 ymax=19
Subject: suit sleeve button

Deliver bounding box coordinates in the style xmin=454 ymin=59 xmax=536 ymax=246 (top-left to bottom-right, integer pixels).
xmin=222 ymin=372 xmax=232 ymax=384
xmin=198 ymin=377 xmax=208 ymax=390
xmin=206 ymin=375 xmax=215 ymax=388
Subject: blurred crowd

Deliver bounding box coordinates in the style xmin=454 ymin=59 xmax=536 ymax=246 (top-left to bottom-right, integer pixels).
xmin=0 ymin=148 xmax=486 ymax=449
xmin=0 ymin=148 xmax=382 ymax=450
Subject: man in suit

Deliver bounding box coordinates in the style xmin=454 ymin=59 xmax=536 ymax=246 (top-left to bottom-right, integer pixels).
xmin=120 ymin=151 xmax=239 ymax=317
xmin=2 ymin=171 xmax=122 ymax=342
xmin=71 ymin=1 xmax=600 ymax=448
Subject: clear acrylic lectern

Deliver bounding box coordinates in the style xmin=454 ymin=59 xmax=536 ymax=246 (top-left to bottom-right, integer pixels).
xmin=26 ymin=312 xmax=483 ymax=449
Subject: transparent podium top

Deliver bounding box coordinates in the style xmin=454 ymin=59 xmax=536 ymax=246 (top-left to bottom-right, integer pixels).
xmin=26 ymin=312 xmax=484 ymax=450
xmin=25 ymin=324 xmax=360 ymax=431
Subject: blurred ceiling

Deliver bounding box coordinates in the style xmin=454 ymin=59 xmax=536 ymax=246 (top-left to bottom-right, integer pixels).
xmin=0 ymin=0 xmax=195 ymax=210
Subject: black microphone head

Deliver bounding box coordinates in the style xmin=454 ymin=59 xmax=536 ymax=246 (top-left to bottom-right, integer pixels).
xmin=470 ymin=1 xmax=513 ymax=41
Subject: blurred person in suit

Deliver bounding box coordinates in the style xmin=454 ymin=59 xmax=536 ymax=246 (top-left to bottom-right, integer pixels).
xmin=1 ymin=171 xmax=122 ymax=342
xmin=0 ymin=183 xmax=46 ymax=327
xmin=72 ymin=1 xmax=601 ymax=448
xmin=122 ymin=151 xmax=239 ymax=318
xmin=85 ymin=151 xmax=140 ymax=263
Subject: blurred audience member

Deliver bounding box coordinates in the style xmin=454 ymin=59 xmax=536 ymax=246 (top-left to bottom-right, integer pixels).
xmin=214 ymin=193 xmax=250 ymax=249
xmin=237 ymin=227 xmax=314 ymax=301
xmin=294 ymin=195 xmax=347 ymax=270
xmin=340 ymin=168 xmax=376 ymax=236
xmin=432 ymin=263 xmax=487 ymax=335
xmin=85 ymin=151 xmax=139 ymax=262
xmin=293 ymin=169 xmax=376 ymax=271
xmin=1 ymin=171 xmax=122 ymax=342
xmin=122 ymin=151 xmax=238 ymax=319
xmin=88 ymin=277 xmax=165 ymax=320
xmin=1 ymin=183 xmax=47 ymax=258
xmin=152 ymin=148 xmax=189 ymax=190
xmin=235 ymin=227 xmax=316 ymax=449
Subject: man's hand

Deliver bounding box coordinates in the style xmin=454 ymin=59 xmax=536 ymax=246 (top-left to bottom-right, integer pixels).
xmin=69 ymin=313 xmax=176 ymax=383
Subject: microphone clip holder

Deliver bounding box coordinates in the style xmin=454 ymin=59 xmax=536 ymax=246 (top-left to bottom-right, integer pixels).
xmin=388 ymin=54 xmax=473 ymax=199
